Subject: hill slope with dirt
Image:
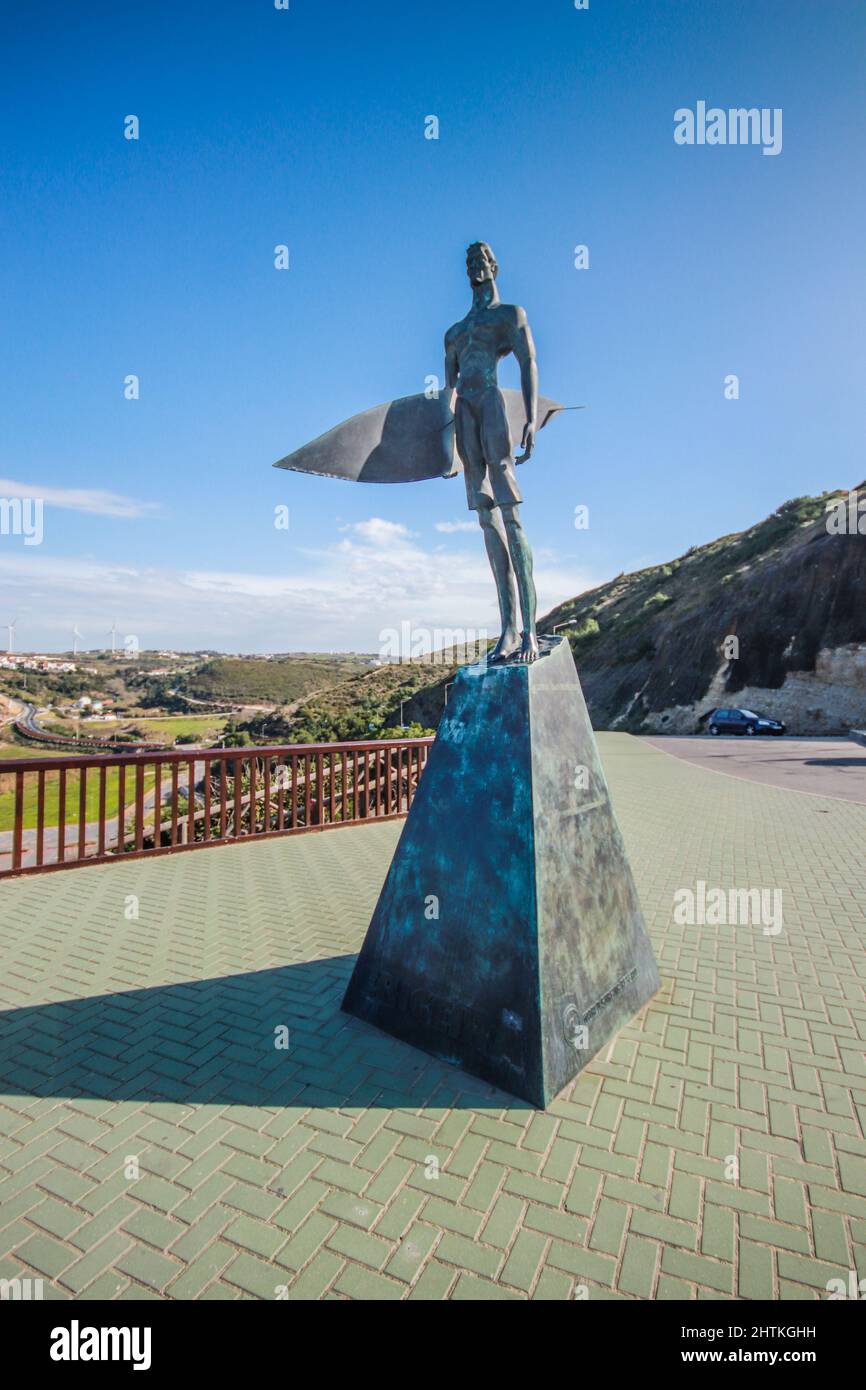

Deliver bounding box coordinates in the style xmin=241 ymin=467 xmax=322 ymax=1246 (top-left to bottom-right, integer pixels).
xmin=543 ymin=484 xmax=866 ymax=734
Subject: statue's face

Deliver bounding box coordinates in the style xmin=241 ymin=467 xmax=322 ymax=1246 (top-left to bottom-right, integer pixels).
xmin=467 ymin=244 xmax=496 ymax=286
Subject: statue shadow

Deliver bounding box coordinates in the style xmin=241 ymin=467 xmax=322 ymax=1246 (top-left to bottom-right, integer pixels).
xmin=0 ymin=954 xmax=528 ymax=1112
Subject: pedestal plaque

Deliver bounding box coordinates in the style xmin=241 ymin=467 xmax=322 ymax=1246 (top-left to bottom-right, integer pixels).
xmin=342 ymin=637 xmax=660 ymax=1107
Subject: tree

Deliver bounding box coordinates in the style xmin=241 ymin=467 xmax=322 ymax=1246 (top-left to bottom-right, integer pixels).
xmin=223 ymin=730 xmax=252 ymax=748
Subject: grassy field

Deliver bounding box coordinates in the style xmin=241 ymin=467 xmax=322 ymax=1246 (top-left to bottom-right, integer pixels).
xmin=0 ymin=743 xmax=89 ymax=762
xmin=0 ymin=746 xmax=158 ymax=833
xmin=123 ymin=715 xmax=228 ymax=741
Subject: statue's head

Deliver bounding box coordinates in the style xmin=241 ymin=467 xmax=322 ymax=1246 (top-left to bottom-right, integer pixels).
xmin=466 ymin=242 xmax=498 ymax=287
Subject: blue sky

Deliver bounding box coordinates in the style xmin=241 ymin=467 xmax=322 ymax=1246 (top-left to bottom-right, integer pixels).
xmin=1 ymin=0 xmax=863 ymax=654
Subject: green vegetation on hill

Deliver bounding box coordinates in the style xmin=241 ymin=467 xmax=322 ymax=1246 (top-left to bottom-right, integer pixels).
xmin=179 ymin=654 xmax=374 ymax=705
xmin=240 ymin=650 xmax=486 ymax=744
xmin=0 ymin=669 xmax=95 ymax=706
xmin=541 ymin=493 xmax=834 ymax=663
xmin=540 ymin=488 xmax=864 ymax=730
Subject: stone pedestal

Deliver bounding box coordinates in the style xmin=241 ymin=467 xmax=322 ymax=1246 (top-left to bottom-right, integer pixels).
xmin=342 ymin=636 xmax=660 ymax=1107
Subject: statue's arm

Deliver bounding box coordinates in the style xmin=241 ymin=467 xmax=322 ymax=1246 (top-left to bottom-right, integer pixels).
xmin=441 ymin=333 xmax=459 ymax=477
xmin=444 ymin=334 xmax=459 ymax=391
xmin=511 ymin=308 xmax=538 ymax=462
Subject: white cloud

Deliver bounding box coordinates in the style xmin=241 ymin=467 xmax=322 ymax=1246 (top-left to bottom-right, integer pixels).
xmin=0 ymin=478 xmax=159 ymax=519
xmin=435 ymin=520 xmax=477 ymax=534
xmin=0 ymin=520 xmax=599 ymax=653
xmin=341 ymin=518 xmax=415 ymax=544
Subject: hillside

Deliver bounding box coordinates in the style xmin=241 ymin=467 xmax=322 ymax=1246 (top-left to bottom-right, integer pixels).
xmin=178 ymin=653 xmax=375 ymax=706
xmin=242 ymin=487 xmax=866 ymax=741
xmin=240 ymin=649 xmax=484 ymax=744
xmin=541 ymin=484 xmax=866 ymax=734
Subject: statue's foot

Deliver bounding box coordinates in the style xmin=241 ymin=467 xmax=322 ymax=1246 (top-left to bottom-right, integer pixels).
xmin=489 ymin=628 xmax=521 ymax=662
xmin=516 ymin=631 xmax=539 ymax=664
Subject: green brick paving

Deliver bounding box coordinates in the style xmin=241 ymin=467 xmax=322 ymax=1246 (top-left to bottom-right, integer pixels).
xmin=1 ymin=734 xmax=864 ymax=1300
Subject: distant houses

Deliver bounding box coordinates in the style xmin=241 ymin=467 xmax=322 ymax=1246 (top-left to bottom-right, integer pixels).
xmin=0 ymin=655 xmax=79 ymax=674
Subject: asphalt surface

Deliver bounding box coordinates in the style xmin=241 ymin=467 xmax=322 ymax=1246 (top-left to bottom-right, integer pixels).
xmin=644 ymin=735 xmax=866 ymax=805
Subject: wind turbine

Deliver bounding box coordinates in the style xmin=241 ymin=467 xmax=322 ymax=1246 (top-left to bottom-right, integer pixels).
xmin=72 ymin=625 xmax=83 ymax=657
xmin=108 ymin=622 xmax=118 ymax=655
xmin=5 ymin=618 xmax=16 ymax=655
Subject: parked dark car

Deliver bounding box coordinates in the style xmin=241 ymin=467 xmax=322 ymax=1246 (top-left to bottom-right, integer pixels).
xmin=707 ymin=708 xmax=786 ymax=736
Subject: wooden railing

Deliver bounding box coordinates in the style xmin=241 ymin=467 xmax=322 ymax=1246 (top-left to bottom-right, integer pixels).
xmin=0 ymin=737 xmax=434 ymax=879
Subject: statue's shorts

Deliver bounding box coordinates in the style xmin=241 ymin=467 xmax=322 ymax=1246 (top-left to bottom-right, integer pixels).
xmin=455 ymin=388 xmax=522 ymax=512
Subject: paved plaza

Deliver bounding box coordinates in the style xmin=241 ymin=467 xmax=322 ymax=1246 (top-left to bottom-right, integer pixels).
xmin=0 ymin=734 xmax=864 ymax=1301
xmin=647 ymin=736 xmax=866 ymax=805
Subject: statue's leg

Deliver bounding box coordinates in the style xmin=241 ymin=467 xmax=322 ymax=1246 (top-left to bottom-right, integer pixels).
xmin=477 ymin=391 xmax=539 ymax=663
xmin=455 ymin=398 xmax=520 ymax=661
xmin=478 ymin=509 xmax=520 ymax=661
xmin=501 ymin=505 xmax=539 ymax=663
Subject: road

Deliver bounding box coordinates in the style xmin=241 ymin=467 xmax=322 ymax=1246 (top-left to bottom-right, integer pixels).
xmin=0 ymin=694 xmax=28 ymax=729
xmin=14 ymin=700 xmax=42 ymax=735
xmin=644 ymin=735 xmax=866 ymax=805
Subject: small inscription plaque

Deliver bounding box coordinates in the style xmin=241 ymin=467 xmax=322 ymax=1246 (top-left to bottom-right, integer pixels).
xmin=560 ymin=967 xmax=638 ymax=1046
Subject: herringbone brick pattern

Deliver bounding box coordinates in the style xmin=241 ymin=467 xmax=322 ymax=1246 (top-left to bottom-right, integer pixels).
xmin=0 ymin=735 xmax=864 ymax=1300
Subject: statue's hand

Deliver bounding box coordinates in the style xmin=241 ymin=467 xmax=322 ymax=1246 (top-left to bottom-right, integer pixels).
xmin=515 ymin=421 xmax=536 ymax=465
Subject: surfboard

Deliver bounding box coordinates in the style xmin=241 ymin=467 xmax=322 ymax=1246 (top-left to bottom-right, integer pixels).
xmin=272 ymin=390 xmax=567 ymax=484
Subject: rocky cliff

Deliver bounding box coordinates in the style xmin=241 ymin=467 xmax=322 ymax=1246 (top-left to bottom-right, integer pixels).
xmin=541 ymin=485 xmax=866 ymax=735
